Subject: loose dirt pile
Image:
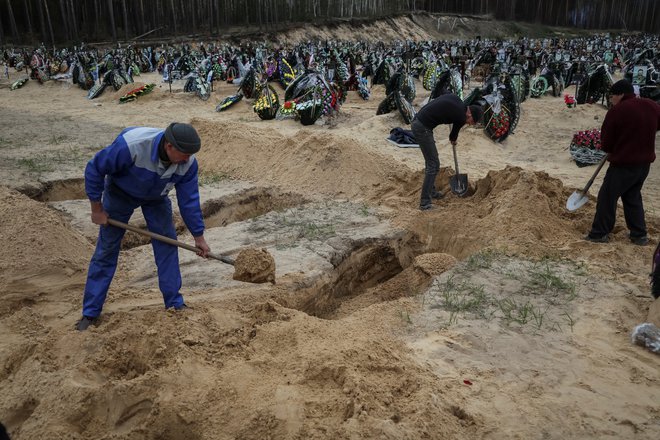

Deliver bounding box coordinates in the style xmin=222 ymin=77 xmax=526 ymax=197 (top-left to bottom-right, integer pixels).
xmin=0 ymin=186 xmax=93 ymax=316
xmin=233 ymin=247 xmax=276 ymax=283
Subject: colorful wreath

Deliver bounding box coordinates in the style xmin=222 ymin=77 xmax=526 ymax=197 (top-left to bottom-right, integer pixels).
xmin=569 ymin=128 xmax=606 ymax=166
xmin=253 ymin=85 xmax=280 ymax=120
xmin=488 ymin=111 xmax=511 ymax=140
xmin=216 ymin=93 xmax=243 ymax=112
xmin=276 ymin=100 xmax=298 ymax=120
xmin=530 ymin=76 xmax=548 ymax=98
xmin=10 ymin=77 xmax=29 ymax=90
xmin=119 ymin=83 xmax=156 ymax=103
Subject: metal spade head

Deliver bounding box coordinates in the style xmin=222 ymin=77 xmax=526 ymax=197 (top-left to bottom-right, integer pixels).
xmin=566 ymin=190 xmax=589 ymax=211
xmin=450 ymin=173 xmax=469 ymax=197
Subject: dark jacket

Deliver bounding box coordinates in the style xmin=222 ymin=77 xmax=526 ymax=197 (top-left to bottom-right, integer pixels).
xmin=601 ymin=94 xmax=660 ymax=166
xmin=414 ymin=93 xmax=467 ymax=142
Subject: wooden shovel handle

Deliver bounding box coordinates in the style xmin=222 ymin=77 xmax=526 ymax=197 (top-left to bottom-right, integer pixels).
xmin=581 ymin=154 xmax=608 ymax=194
xmin=106 ymin=218 xmax=234 ymax=265
xmin=451 ymin=142 xmax=460 ymax=174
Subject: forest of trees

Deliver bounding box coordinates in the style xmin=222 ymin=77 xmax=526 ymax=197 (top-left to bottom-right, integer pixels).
xmin=1 ymin=0 xmax=658 ymax=47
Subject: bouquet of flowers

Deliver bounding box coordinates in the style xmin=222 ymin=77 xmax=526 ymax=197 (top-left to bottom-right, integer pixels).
xmin=276 ymin=100 xmax=298 ymax=120
xmin=253 ymin=87 xmax=279 ymax=120
xmin=569 ymin=128 xmax=606 ymax=166
xmin=564 ymin=94 xmax=576 ymax=108
xmin=488 ymin=110 xmax=511 ymax=140
xmin=571 ymin=128 xmax=601 ymax=150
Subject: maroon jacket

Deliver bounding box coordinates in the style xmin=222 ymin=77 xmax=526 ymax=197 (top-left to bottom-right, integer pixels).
xmin=600 ymin=94 xmax=660 ymax=166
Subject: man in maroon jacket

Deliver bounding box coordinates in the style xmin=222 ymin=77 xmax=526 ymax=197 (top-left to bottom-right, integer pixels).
xmin=586 ymin=79 xmax=660 ymax=245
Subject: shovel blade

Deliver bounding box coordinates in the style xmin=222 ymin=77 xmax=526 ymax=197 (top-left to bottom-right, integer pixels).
xmin=450 ymin=174 xmax=469 ymax=197
xmin=566 ymin=191 xmax=589 ymax=211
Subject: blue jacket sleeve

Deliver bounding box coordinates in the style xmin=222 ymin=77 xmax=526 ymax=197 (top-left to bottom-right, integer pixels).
xmin=84 ymin=136 xmax=134 ymax=201
xmin=175 ymin=159 xmax=205 ymax=237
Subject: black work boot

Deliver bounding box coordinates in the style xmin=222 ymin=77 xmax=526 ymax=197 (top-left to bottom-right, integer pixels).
xmin=76 ymin=316 xmax=98 ymax=331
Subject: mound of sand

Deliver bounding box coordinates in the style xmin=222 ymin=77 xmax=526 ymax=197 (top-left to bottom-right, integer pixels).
xmin=194 ymin=118 xmax=419 ymax=203
xmin=0 ymin=186 xmax=93 ymax=314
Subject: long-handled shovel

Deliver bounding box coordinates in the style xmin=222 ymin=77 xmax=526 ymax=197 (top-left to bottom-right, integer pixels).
xmin=566 ymin=154 xmax=608 ymax=211
xmin=449 ymin=142 xmax=469 ymax=197
xmin=107 ymin=218 xmax=235 ymax=265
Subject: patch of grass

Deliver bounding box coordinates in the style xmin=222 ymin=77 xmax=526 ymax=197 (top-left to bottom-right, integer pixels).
xmin=294 ymin=221 xmax=336 ymax=241
xmin=465 ymin=249 xmax=500 ymax=270
xmin=52 ymin=146 xmax=87 ymax=166
xmin=17 ymin=157 xmax=54 ymax=174
xmin=530 ymin=306 xmax=547 ymax=330
xmin=198 ymin=170 xmax=229 ymax=186
xmin=274 ymin=240 xmax=298 ymax=250
xmin=427 ymin=254 xmax=585 ymax=332
xmin=562 ymin=312 xmax=576 ymax=332
xmin=249 ymin=211 xmax=337 ymax=248
xmin=49 ymin=133 xmax=72 ymax=145
xmin=15 ymin=146 xmax=88 ymax=177
xmin=431 ymin=275 xmax=488 ymax=325
xmin=524 ymin=261 xmax=576 ymax=299
xmin=358 ymin=202 xmax=370 ymax=217
xmin=496 ymin=298 xmax=546 ymax=328
xmin=0 ymin=136 xmax=28 ymax=149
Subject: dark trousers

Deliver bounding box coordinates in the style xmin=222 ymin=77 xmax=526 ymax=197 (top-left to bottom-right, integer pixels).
xmin=589 ymin=164 xmax=650 ymax=239
xmin=82 ymin=185 xmax=184 ymax=318
xmin=411 ymin=119 xmax=439 ymax=207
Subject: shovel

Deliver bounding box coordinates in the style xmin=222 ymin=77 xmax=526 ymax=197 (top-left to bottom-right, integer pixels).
xmin=449 ymin=142 xmax=469 ymax=197
xmin=107 ymin=218 xmax=235 ymax=265
xmin=566 ymin=154 xmax=608 ymax=211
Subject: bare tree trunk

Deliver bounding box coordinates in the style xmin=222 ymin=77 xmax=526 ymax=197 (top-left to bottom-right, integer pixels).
xmin=6 ymin=0 xmax=20 ymax=40
xmin=69 ymin=0 xmax=78 ymax=41
xmin=93 ymin=0 xmax=99 ymax=40
xmin=23 ymin=0 xmax=34 ymax=39
xmin=121 ymin=0 xmax=128 ymax=40
xmin=170 ymin=0 xmax=177 ymax=35
xmin=139 ymin=0 xmax=146 ymax=35
xmin=215 ymin=0 xmax=220 ymax=32
xmin=37 ymin=0 xmax=47 ymax=43
xmin=107 ymin=0 xmax=118 ymax=42
xmin=208 ymin=0 xmax=214 ymax=34
xmin=43 ymin=0 xmax=55 ymax=47
xmin=58 ymin=0 xmax=70 ymax=41
xmin=0 ymin=11 xmax=4 ymax=46
xmin=191 ymin=0 xmax=197 ymax=35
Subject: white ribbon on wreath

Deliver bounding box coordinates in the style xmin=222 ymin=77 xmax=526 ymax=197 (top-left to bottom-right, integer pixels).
xmin=484 ymin=89 xmax=503 ymax=114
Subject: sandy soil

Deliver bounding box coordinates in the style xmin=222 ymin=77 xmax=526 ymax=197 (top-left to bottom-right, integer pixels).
xmin=1 ymin=19 xmax=659 ymax=440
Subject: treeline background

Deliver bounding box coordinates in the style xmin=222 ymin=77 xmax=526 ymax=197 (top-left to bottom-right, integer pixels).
xmin=1 ymin=0 xmax=658 ymax=46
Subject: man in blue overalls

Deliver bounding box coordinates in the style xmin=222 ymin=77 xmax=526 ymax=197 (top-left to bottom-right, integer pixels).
xmin=77 ymin=122 xmax=211 ymax=331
